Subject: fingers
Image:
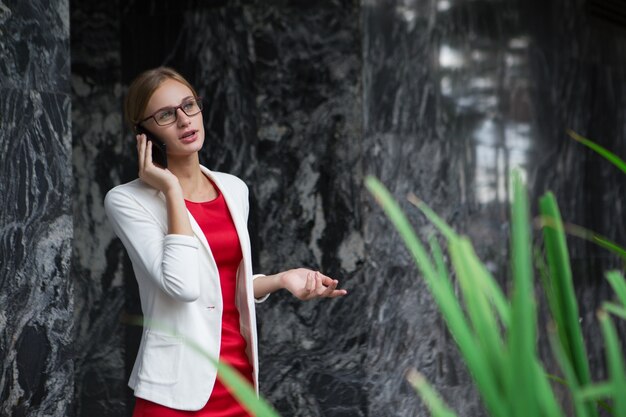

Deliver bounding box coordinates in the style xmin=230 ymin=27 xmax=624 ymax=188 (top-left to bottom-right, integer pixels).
xmin=145 ymin=138 xmax=153 ymax=168
xmin=319 ymin=276 xmax=337 ymax=297
xmin=319 ymin=278 xmax=348 ymax=298
xmin=307 ymin=271 xmax=348 ymax=299
xmin=328 ymin=288 xmax=348 ymax=298
xmin=136 ymin=134 xmax=146 ymax=172
xmin=137 ymin=135 xmax=158 ymax=178
xmin=305 ymin=271 xmax=314 ymax=292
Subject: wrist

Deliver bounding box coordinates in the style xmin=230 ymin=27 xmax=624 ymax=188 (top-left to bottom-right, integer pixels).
xmin=163 ymin=182 xmax=183 ymax=198
xmin=276 ymin=271 xmax=288 ymax=290
xmin=253 ymin=273 xmax=283 ymax=299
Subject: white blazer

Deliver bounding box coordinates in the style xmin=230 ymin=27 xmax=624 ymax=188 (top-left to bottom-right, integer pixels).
xmin=104 ymin=166 xmax=267 ymax=411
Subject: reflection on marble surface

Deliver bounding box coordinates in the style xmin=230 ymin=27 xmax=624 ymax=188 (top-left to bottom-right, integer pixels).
xmin=0 ymin=1 xmax=73 ymax=416
xmin=363 ymin=0 xmax=626 ymax=415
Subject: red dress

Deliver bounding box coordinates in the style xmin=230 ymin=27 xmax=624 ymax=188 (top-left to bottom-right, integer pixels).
xmin=132 ymin=184 xmax=253 ymax=417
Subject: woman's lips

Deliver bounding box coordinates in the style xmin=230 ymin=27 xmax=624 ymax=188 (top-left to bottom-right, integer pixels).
xmin=180 ymin=130 xmax=198 ymax=144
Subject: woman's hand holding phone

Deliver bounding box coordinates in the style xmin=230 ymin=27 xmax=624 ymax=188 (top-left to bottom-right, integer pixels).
xmin=136 ymin=134 xmax=181 ymax=194
xmin=136 ymin=125 xmax=168 ymax=168
xmin=136 ymin=134 xmax=193 ymax=236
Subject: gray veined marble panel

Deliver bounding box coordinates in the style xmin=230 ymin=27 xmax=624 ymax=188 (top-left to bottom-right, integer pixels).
xmin=0 ymin=0 xmax=70 ymax=92
xmin=70 ymin=0 xmax=131 ymax=416
xmin=362 ymin=0 xmax=626 ymax=416
xmin=362 ymin=2 xmax=483 ymax=416
xmin=0 ymin=88 xmax=73 ymax=417
xmin=236 ymin=4 xmax=366 ymax=417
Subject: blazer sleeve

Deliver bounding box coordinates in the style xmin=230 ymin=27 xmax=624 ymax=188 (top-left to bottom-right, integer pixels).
xmin=239 ymin=179 xmax=270 ymax=303
xmin=104 ymin=187 xmax=201 ymax=302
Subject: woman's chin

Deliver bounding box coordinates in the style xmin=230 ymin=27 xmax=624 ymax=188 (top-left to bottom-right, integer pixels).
xmin=169 ymin=141 xmax=204 ymax=160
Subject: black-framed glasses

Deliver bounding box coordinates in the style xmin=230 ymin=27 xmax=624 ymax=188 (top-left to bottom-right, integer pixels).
xmin=139 ymin=97 xmax=203 ymax=126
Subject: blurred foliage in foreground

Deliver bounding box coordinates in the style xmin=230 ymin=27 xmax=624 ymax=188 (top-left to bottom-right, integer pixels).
xmin=365 ymin=131 xmax=626 ymax=417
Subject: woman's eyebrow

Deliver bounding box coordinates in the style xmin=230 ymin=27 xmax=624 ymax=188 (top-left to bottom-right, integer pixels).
xmin=153 ymin=96 xmax=195 ymax=112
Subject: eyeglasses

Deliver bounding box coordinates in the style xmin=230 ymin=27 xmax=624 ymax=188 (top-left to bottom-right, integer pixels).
xmin=139 ymin=97 xmax=203 ymax=126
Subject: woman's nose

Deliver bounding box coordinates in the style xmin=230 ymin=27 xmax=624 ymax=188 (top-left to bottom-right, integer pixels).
xmin=176 ymin=108 xmax=191 ymax=126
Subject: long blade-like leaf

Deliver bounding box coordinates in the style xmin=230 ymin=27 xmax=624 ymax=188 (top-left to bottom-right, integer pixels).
xmin=544 ymin=218 xmax=626 ymax=263
xmin=539 ymin=193 xmax=595 ymax=417
xmin=449 ymin=238 xmax=506 ymax=383
xmin=598 ymin=311 xmax=626 ymax=415
xmin=548 ymin=324 xmax=590 ymax=417
xmin=606 ymin=271 xmax=626 ymax=308
xmin=428 ymin=235 xmax=448 ymax=283
xmin=579 ymin=383 xmax=614 ymax=402
xmin=603 ymin=302 xmax=626 ymax=320
xmin=508 ymin=170 xmax=538 ymax=417
xmin=410 ymin=195 xmax=510 ymax=327
xmin=567 ymin=130 xmax=626 ymax=175
xmin=366 ymin=176 xmax=508 ymax=417
xmin=123 ymin=315 xmax=282 ymax=417
xmin=407 ymin=369 xmax=459 ymax=417
xmin=532 ymin=361 xmax=566 ymax=417
xmin=407 ymin=193 xmax=457 ymax=241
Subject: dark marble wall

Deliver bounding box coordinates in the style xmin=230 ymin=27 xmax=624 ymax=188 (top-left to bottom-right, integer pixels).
xmin=0 ymin=1 xmax=74 ymax=416
xmin=4 ymin=0 xmax=626 ymax=416
xmin=362 ymin=0 xmax=626 ymax=416
xmin=69 ymin=1 xmax=130 ymax=416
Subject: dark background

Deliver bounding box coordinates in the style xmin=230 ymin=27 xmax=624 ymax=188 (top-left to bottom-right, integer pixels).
xmin=2 ymin=0 xmax=626 ymax=416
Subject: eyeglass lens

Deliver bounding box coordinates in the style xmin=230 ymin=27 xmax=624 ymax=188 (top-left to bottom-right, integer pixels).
xmin=154 ymin=99 xmax=203 ymax=126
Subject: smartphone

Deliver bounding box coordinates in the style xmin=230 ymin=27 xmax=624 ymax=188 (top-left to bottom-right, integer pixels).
xmin=136 ymin=125 xmax=168 ymax=168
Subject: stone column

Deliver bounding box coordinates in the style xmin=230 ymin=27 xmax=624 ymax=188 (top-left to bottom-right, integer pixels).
xmin=0 ymin=1 xmax=74 ymax=416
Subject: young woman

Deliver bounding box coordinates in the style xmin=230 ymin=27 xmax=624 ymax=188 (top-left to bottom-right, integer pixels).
xmin=104 ymin=67 xmax=347 ymax=416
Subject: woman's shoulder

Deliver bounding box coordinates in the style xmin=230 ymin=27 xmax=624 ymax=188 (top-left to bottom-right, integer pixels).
xmin=104 ymin=179 xmax=161 ymax=213
xmin=105 ymin=178 xmax=152 ymax=199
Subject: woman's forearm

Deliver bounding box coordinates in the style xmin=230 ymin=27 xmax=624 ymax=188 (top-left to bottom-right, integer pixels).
xmin=253 ymin=273 xmax=284 ymax=299
xmin=164 ymin=187 xmax=193 ymax=236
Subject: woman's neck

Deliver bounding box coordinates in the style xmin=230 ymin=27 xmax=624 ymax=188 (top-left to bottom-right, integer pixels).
xmin=166 ymin=153 xmax=209 ymax=199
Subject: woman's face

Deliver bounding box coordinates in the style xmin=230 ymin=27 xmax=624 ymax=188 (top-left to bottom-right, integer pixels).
xmin=141 ymin=79 xmax=205 ymax=157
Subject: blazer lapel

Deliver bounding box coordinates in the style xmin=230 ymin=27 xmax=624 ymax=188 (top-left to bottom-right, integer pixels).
xmin=201 ymin=166 xmax=251 ymax=267
xmin=187 ymin=209 xmax=213 ymax=257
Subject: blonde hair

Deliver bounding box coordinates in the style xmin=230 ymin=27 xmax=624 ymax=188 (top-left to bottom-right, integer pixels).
xmin=124 ymin=67 xmax=199 ymax=133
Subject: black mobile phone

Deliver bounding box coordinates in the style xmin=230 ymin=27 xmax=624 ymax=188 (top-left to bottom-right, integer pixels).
xmin=136 ymin=125 xmax=168 ymax=168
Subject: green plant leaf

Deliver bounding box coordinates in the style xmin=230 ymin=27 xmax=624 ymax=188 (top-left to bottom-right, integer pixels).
xmin=603 ymin=302 xmax=626 ymax=320
xmin=508 ymin=169 xmax=538 ymax=417
xmin=408 ymin=193 xmax=457 ymax=241
xmin=606 ymin=271 xmax=626 ymax=308
xmin=449 ymin=238 xmax=506 ymax=383
xmin=365 ymin=176 xmax=508 ymax=417
xmin=548 ymin=324 xmax=590 ymax=417
xmin=539 ymin=193 xmax=595 ymax=417
xmin=579 ymin=382 xmax=614 ymax=402
xmin=567 ymin=130 xmax=626 ymax=176
xmin=411 ymin=196 xmax=510 ymax=327
xmin=590 ymin=235 xmax=626 ymax=263
xmin=122 ymin=314 xmax=282 ymax=417
xmin=598 ymin=311 xmax=626 ymax=415
xmin=406 ymin=369 xmax=458 ymax=417
xmin=428 ymin=235 xmax=448 ymax=283
xmin=543 ymin=218 xmax=626 ymax=263
xmin=531 ymin=361 xmax=566 ymax=417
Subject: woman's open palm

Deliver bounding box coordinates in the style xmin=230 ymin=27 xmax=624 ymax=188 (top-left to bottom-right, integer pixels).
xmin=280 ymin=268 xmax=347 ymax=300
